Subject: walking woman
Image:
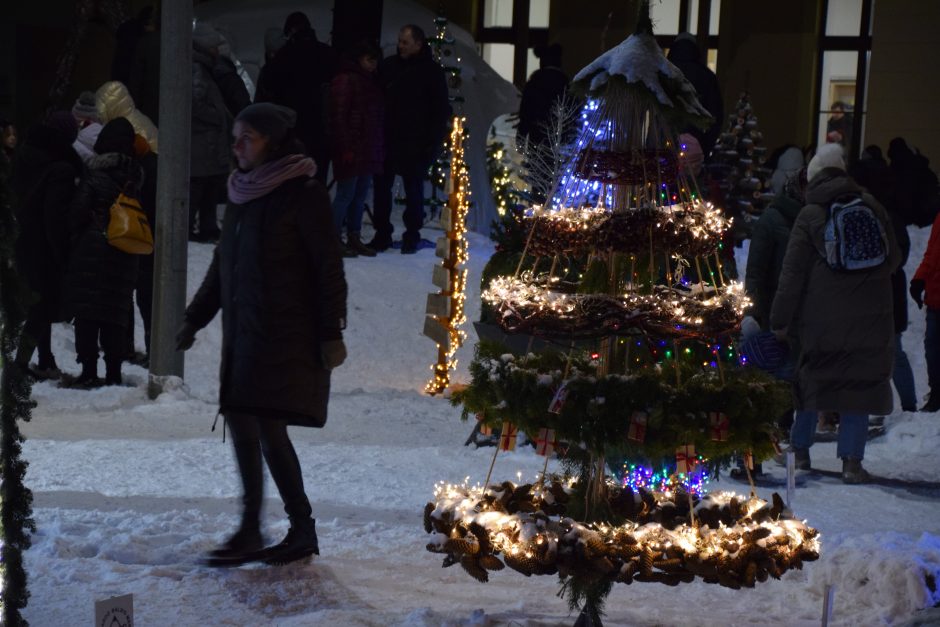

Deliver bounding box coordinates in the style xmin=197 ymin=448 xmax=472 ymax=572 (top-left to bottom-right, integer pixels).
xmin=177 ymin=103 xmax=347 ymax=566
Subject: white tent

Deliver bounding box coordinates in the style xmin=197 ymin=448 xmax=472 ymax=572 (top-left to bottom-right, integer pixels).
xmin=194 ymin=0 xmax=521 ymax=235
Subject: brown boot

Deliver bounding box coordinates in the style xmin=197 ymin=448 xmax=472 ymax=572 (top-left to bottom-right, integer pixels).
xmin=347 ymin=232 xmax=377 ymax=257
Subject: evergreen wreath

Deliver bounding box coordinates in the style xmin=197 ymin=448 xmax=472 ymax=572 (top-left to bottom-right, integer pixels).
xmin=453 ymin=342 xmax=789 ymax=465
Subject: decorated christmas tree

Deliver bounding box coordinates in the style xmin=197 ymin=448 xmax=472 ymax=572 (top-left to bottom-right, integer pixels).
xmin=423 ymin=14 xmax=465 ymax=219
xmin=707 ymin=92 xmax=774 ymax=240
xmin=424 ymin=5 xmax=817 ymax=622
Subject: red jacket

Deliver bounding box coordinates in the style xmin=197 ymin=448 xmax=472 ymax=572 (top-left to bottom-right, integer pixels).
xmin=914 ymin=212 xmax=940 ymax=310
xmin=329 ymin=63 xmax=384 ymax=180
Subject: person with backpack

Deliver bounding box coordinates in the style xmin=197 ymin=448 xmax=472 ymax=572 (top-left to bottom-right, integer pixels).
xmin=770 ymin=143 xmax=900 ymax=483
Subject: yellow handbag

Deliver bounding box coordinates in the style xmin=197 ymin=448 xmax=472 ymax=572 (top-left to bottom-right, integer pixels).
xmin=106 ymin=191 xmax=154 ymax=254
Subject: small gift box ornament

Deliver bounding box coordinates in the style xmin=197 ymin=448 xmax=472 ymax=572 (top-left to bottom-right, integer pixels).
xmin=499 ymin=422 xmax=518 ymax=451
xmin=743 ymin=450 xmax=755 ymax=470
xmin=475 ymin=413 xmax=493 ymax=436
xmin=627 ymin=411 xmax=648 ymax=442
xmin=708 ymin=411 xmax=730 ymax=442
xmin=675 ymin=444 xmax=696 ymax=475
xmin=548 ymin=382 xmax=569 ymax=414
xmin=535 ymin=428 xmax=556 ymax=457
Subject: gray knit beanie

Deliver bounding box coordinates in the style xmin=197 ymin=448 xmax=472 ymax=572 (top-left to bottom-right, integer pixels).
xmin=235 ymin=103 xmax=296 ymax=145
xmin=72 ymin=91 xmax=99 ymax=122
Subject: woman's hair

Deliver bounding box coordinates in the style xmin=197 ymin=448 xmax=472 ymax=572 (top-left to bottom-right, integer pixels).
xmin=263 ymin=131 xmax=306 ymax=163
xmin=347 ymin=38 xmax=381 ymax=63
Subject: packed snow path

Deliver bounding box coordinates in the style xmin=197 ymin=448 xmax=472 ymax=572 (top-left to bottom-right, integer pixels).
xmin=21 ymin=226 xmax=940 ymax=625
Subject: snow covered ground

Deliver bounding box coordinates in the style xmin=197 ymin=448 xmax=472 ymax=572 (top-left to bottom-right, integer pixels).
xmin=19 ymin=217 xmax=940 ymax=626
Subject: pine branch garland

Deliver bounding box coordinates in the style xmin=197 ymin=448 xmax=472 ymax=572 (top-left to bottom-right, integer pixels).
xmin=0 ymin=146 xmax=36 ymax=624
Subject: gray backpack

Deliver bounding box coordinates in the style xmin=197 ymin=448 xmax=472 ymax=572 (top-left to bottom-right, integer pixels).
xmin=823 ymin=195 xmax=888 ymax=271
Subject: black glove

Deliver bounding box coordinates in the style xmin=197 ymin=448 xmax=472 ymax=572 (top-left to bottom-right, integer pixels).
xmin=320 ymin=339 xmax=347 ymax=370
xmin=175 ymin=320 xmax=198 ymax=351
xmin=910 ymin=278 xmax=926 ymax=310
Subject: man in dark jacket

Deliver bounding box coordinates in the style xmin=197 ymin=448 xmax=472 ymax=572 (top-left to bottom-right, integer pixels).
xmin=667 ymin=33 xmax=723 ymax=157
xmin=517 ymin=43 xmax=569 ymax=148
xmin=370 ymin=24 xmax=450 ymax=254
xmin=255 ymin=12 xmax=334 ymax=185
xmin=12 ymin=112 xmax=82 ymax=379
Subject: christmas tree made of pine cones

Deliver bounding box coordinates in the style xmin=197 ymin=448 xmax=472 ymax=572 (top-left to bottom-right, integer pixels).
xmin=424 ymin=4 xmax=817 ymax=622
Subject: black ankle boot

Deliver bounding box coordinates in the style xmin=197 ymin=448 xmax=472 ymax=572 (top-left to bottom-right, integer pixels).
xmin=263 ymin=518 xmax=319 ymax=565
xmin=204 ymin=525 xmax=264 ymax=567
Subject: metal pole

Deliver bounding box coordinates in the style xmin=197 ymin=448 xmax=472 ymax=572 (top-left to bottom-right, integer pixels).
xmin=148 ymin=0 xmax=192 ymax=399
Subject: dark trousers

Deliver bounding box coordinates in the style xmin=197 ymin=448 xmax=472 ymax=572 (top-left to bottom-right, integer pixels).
xmin=372 ymin=168 xmax=426 ymax=244
xmin=126 ymin=253 xmax=154 ymax=356
xmin=226 ymin=412 xmax=312 ymax=529
xmin=74 ymin=318 xmax=125 ymax=379
xmin=189 ymin=174 xmax=225 ymax=238
xmin=15 ymin=311 xmax=54 ymax=368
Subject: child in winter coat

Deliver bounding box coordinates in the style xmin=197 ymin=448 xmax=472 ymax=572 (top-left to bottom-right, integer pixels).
xmin=910 ymin=212 xmax=940 ymax=411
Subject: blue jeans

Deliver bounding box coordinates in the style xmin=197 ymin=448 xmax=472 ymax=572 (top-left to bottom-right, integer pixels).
xmin=926 ymin=309 xmax=940 ymax=399
xmin=893 ymin=333 xmax=917 ymax=410
xmin=790 ymin=409 xmax=868 ymax=459
xmin=332 ymin=175 xmax=372 ymax=237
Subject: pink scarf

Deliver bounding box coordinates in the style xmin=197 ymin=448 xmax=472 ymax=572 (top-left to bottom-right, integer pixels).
xmin=227 ymin=154 xmax=318 ymax=204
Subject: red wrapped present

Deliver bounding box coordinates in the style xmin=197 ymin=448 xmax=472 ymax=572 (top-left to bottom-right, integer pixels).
xmin=548 ymin=382 xmax=569 ymax=414
xmin=708 ymin=411 xmax=730 ymax=442
xmin=675 ymin=444 xmax=696 ymax=475
xmin=535 ymin=428 xmax=556 ymax=456
xmin=500 ymin=422 xmax=518 ymax=451
xmin=627 ymin=411 xmax=648 ymax=442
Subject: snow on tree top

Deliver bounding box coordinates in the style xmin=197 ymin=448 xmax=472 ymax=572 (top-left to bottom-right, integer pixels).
xmin=573 ymin=31 xmax=711 ymax=120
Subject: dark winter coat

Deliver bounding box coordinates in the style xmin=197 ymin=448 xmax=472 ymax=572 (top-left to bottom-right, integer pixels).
xmin=329 ymin=62 xmax=384 ymax=180
xmin=517 ymin=66 xmax=569 ymax=147
xmin=913 ymin=212 xmax=940 ymax=311
xmin=63 ymin=152 xmax=143 ymax=326
xmin=666 ymin=39 xmax=723 ymax=156
xmin=12 ymin=126 xmax=82 ymax=322
xmin=192 ymin=47 xmax=234 ymax=178
xmin=770 ymin=169 xmax=900 ymax=415
xmin=184 ymin=175 xmax=347 ymax=427
xmin=890 ymin=148 xmax=940 ymax=228
xmin=850 ymin=155 xmax=910 ymax=333
xmin=255 ymin=28 xmax=335 ymax=161
xmin=744 ymin=191 xmax=802 ymax=330
xmin=379 ymin=49 xmax=450 ymax=175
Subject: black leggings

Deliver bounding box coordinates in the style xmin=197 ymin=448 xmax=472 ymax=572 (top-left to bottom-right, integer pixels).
xmin=225 ymin=412 xmax=312 ymax=528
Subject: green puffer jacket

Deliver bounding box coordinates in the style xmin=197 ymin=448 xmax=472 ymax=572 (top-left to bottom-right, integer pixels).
xmin=770 ymin=168 xmax=900 ymax=415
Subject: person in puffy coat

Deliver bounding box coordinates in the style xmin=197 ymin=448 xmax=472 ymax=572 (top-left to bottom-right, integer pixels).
xmin=329 ymin=39 xmax=383 ymax=257
xmin=176 ymin=103 xmax=347 ymax=567
xmin=95 ymin=80 xmax=158 ymax=153
xmin=770 ymin=143 xmax=900 ymax=483
xmin=13 ymin=112 xmax=82 ymax=379
xmin=62 ymin=118 xmax=143 ymax=388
